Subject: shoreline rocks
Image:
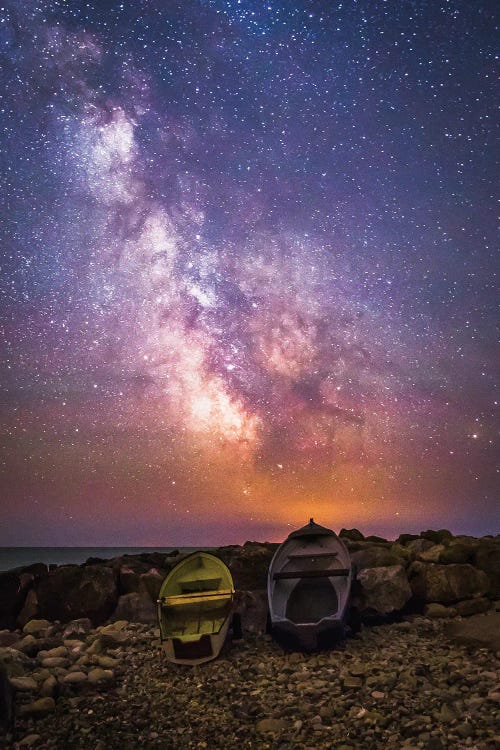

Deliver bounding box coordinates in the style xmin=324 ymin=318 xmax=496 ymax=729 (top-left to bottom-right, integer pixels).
xmin=0 ymin=614 xmax=498 ymax=750
xmin=0 ymin=530 xmax=498 ymax=633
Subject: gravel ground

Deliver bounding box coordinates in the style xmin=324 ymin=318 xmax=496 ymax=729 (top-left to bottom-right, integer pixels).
xmin=2 ymin=617 xmax=499 ymax=750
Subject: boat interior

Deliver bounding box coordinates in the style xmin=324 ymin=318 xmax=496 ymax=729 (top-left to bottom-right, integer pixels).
xmin=158 ymin=555 xmax=233 ymax=640
xmin=271 ymin=542 xmax=350 ymax=624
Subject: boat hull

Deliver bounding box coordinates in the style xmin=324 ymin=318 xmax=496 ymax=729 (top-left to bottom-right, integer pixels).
xmin=160 ymin=616 xmax=232 ymax=665
xmin=271 ymin=617 xmax=346 ymax=652
xmin=267 ymin=519 xmax=353 ymax=651
xmin=158 ymin=552 xmax=235 ymax=665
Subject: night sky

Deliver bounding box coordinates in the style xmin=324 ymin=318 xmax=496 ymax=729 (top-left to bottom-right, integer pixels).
xmin=1 ymin=1 xmax=498 ymax=546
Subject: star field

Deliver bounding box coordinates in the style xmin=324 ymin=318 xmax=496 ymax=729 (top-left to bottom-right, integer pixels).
xmin=0 ymin=1 xmax=498 ymax=545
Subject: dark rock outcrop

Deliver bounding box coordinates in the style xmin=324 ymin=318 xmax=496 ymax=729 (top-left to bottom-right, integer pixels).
xmin=351 ymin=545 xmax=406 ymax=571
xmin=217 ymin=542 xmax=277 ymax=590
xmin=111 ymin=593 xmax=157 ymax=624
xmin=233 ymin=590 xmax=268 ymax=634
xmin=420 ymin=529 xmax=454 ymax=545
xmin=446 ymin=612 xmax=500 ymax=651
xmin=354 ymin=565 xmax=412 ymax=615
xmin=408 ymin=561 xmax=490 ymax=604
xmin=1 ymin=531 xmax=498 ymax=633
xmin=36 ymin=565 xmax=118 ymax=626
xmin=0 ymin=566 xmax=46 ymax=630
xmin=438 ymin=542 xmax=477 ymax=565
xmin=339 ymin=528 xmax=364 ymax=542
xmin=473 ymin=541 xmax=500 ymax=596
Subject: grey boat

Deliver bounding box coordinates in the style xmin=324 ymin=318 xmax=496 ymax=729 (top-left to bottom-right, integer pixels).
xmin=267 ymin=518 xmax=353 ymax=650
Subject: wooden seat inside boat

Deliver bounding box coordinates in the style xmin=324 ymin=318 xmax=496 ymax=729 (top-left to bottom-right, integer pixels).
xmin=287 ymin=551 xmax=338 ymax=559
xmin=160 ymin=588 xmax=233 ymax=607
xmin=273 ymin=568 xmax=349 ymax=580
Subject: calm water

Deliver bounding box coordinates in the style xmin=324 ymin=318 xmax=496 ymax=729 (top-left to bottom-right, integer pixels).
xmin=0 ymin=547 xmax=208 ymax=572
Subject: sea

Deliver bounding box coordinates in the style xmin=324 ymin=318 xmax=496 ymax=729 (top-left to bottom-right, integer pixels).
xmin=0 ymin=547 xmax=210 ymax=572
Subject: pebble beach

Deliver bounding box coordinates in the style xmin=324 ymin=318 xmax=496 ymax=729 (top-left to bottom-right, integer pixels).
xmin=2 ymin=614 xmax=499 ymax=750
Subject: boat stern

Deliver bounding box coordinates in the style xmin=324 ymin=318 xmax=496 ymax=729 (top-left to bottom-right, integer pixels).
xmin=271 ymin=616 xmax=346 ymax=652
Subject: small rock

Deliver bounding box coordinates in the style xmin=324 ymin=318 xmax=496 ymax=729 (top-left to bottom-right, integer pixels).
xmin=425 ymin=603 xmax=457 ymax=619
xmin=437 ymin=703 xmax=457 ymax=723
xmin=40 ymin=675 xmax=57 ymax=697
xmin=18 ymin=735 xmax=41 ymax=748
xmin=371 ymin=691 xmax=386 ymax=700
xmin=0 ymin=632 xmax=20 ymax=648
xmin=38 ymin=645 xmax=67 ymax=659
xmin=343 ymin=676 xmax=363 ymax=688
xmin=12 ymin=635 xmax=38 ymax=656
xmin=348 ymin=664 xmax=366 ymax=677
xmin=455 ymin=598 xmax=491 ymax=617
xmin=19 ymin=697 xmax=56 ymax=717
xmin=31 ymin=668 xmax=50 ymax=683
xmin=22 ymin=620 xmax=50 ymax=635
xmin=95 ymin=655 xmax=119 ymax=669
xmin=86 ymin=633 xmax=125 ymax=654
xmin=62 ymin=671 xmax=88 ymax=685
xmin=455 ymin=722 xmax=474 ymax=738
xmin=87 ymin=667 xmax=114 ymax=685
xmin=99 ymin=620 xmax=129 ymax=633
xmin=256 ymin=717 xmax=288 ymax=733
xmin=40 ymin=657 xmax=68 ymax=668
xmin=9 ymin=676 xmax=38 ymax=691
xmin=62 ymin=618 xmax=93 ymax=639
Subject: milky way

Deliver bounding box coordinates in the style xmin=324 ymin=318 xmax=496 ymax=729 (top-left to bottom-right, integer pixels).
xmin=1 ymin=1 xmax=498 ymax=544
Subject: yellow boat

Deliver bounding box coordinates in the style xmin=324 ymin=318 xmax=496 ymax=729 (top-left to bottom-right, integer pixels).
xmin=157 ymin=552 xmax=236 ymax=665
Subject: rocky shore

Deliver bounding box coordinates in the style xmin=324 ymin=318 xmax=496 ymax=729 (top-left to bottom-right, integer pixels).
xmin=1 ymin=529 xmax=499 ymax=748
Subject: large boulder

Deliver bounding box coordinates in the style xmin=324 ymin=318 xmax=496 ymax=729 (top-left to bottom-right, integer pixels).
xmin=406 ymin=538 xmax=435 ymax=556
xmin=351 ymin=545 xmax=406 ymax=571
xmin=0 ymin=570 xmax=28 ymax=629
xmin=0 ymin=646 xmax=31 ymax=677
xmin=118 ymin=566 xmax=145 ymax=595
xmin=110 ymin=592 xmax=157 ymax=624
xmin=36 ymin=565 xmax=118 ymax=625
xmin=140 ymin=569 xmax=164 ymax=601
xmin=438 ymin=542 xmax=477 ymax=565
xmin=454 ymin=597 xmax=491 ymax=617
xmin=408 ymin=562 xmax=490 ymax=604
xmin=354 ymin=565 xmax=412 ymax=615
xmin=218 ymin=543 xmax=276 ymax=590
xmin=420 ymin=529 xmax=454 ymax=545
xmin=118 ymin=566 xmax=164 ymax=601
xmin=473 ymin=541 xmax=500 ymax=597
xmin=339 ymin=528 xmax=365 ymax=542
xmin=418 ymin=544 xmax=446 ymax=563
xmin=234 ymin=590 xmax=268 ymax=634
xmin=396 ymin=533 xmax=420 ymax=546
xmin=446 ymin=612 xmax=500 ymax=651
xmin=106 ymin=555 xmax=154 ymax=575
xmin=0 ymin=565 xmax=45 ymax=629
xmin=17 ymin=589 xmax=39 ymax=628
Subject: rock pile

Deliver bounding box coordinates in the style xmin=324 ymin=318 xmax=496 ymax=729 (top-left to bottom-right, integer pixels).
xmin=0 ymin=531 xmax=498 ymax=633
xmin=0 ymin=614 xmax=498 ymax=749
